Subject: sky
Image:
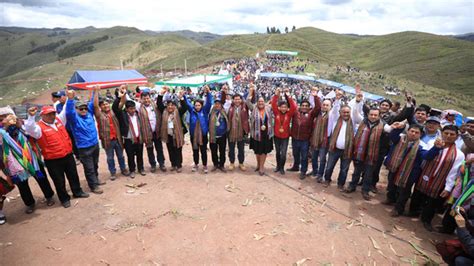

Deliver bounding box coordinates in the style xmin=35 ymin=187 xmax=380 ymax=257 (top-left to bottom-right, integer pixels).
xmin=0 ymin=0 xmax=473 ymax=35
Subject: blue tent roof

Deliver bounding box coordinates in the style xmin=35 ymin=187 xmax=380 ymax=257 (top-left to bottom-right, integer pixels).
xmin=67 ymin=70 xmax=147 ymax=90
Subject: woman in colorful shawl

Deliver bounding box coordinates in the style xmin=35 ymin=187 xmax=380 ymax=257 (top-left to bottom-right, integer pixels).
xmin=247 ymin=85 xmax=274 ymax=176
xmin=184 ymin=86 xmax=213 ymax=174
xmin=383 ymin=123 xmax=430 ymax=217
xmin=0 ymin=113 xmax=55 ymax=215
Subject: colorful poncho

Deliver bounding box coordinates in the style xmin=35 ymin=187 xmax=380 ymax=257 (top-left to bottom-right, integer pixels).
xmin=0 ymin=127 xmax=44 ymax=184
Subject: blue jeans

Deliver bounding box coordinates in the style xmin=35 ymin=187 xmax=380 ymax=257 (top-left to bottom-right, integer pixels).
xmin=349 ymin=160 xmax=375 ymax=193
xmin=324 ymin=149 xmax=351 ymax=185
xmin=105 ymin=139 xmax=126 ymax=175
xmin=292 ymin=139 xmax=309 ymax=174
xmin=228 ymin=139 xmax=245 ymax=164
xmin=311 ymin=147 xmax=328 ymax=177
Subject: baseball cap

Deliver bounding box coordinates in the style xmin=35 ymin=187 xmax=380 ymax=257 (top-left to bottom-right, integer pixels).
xmin=40 ymin=106 xmax=56 ymax=115
xmin=426 ymin=116 xmax=441 ymax=124
xmin=75 ymin=101 xmax=88 ymax=108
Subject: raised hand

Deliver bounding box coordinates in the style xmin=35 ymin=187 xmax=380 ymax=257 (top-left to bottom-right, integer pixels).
xmin=275 ymin=88 xmax=281 ymax=97
xmin=311 ymin=87 xmax=318 ymax=97
xmin=67 ymin=89 xmax=75 ymax=100
xmin=28 ymin=106 xmax=38 ymax=117
xmin=434 ymin=138 xmax=445 ymax=148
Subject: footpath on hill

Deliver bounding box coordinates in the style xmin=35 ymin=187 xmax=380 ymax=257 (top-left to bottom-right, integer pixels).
xmin=0 ymin=139 xmax=448 ymax=265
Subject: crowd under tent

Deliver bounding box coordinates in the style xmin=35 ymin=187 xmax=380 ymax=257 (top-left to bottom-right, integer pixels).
xmin=66 ymin=70 xmax=148 ymax=90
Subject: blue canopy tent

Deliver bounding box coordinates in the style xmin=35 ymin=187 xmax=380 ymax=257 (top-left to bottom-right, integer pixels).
xmin=67 ymin=70 xmax=148 ymax=90
xmin=316 ymin=79 xmax=384 ymax=101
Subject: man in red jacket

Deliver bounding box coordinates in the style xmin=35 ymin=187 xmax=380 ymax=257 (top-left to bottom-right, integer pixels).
xmin=271 ymin=88 xmax=297 ymax=175
xmin=288 ymin=88 xmax=321 ymax=179
xmin=24 ymin=106 xmax=89 ymax=208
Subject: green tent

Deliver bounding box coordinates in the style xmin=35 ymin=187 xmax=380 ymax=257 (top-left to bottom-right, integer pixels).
xmin=265 ymin=50 xmax=298 ymax=56
xmin=155 ymin=74 xmax=232 ymax=88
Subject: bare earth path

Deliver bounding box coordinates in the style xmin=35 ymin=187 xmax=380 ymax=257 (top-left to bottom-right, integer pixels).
xmin=0 ymin=141 xmax=448 ymax=265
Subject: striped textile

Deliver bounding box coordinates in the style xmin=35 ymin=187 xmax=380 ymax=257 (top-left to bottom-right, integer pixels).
xmin=328 ymin=117 xmax=353 ymax=159
xmin=416 ymin=145 xmax=457 ymax=198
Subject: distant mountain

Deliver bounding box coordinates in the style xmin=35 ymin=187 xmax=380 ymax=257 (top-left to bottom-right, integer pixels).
xmin=147 ymin=30 xmax=222 ymax=44
xmin=453 ymin=33 xmax=474 ymax=42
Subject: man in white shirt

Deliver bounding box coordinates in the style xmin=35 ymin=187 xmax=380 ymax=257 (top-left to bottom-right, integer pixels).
xmin=24 ymin=105 xmax=89 ymax=208
xmin=136 ymin=92 xmax=166 ymax=173
xmin=323 ymin=91 xmax=363 ymax=189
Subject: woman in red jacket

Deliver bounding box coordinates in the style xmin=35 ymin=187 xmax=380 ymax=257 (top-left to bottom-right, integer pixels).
xmin=271 ymin=88 xmax=297 ymax=175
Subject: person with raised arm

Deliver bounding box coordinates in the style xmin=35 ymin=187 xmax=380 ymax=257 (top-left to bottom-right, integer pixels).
xmin=93 ymin=86 xmax=130 ymax=180
xmin=409 ymin=125 xmax=465 ymax=231
xmin=65 ymin=89 xmax=103 ymax=194
xmin=24 ymin=105 xmax=89 ymax=208
xmin=156 ymin=87 xmax=188 ymax=173
xmin=288 ymin=87 xmax=321 ymax=179
xmin=112 ymin=85 xmax=145 ymax=178
xmin=323 ymin=89 xmax=364 ymax=189
xmin=136 ymin=90 xmax=166 ymax=173
xmin=247 ymin=84 xmax=274 ymax=176
xmin=209 ymin=86 xmax=230 ymax=172
xmin=271 ymin=87 xmax=297 ymax=175
xmin=309 ymin=92 xmax=336 ymax=182
xmin=223 ymin=86 xmax=250 ymax=172
xmin=345 ymin=84 xmax=390 ymax=200
xmin=184 ymin=85 xmax=213 ymax=174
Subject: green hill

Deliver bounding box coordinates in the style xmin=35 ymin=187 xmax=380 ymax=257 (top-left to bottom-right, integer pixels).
xmin=0 ymin=26 xmax=472 ymax=114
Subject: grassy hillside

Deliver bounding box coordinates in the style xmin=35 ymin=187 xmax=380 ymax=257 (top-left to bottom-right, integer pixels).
xmin=0 ymin=26 xmax=472 ymax=114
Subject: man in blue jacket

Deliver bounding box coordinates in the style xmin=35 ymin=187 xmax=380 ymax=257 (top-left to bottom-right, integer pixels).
xmin=184 ymin=86 xmax=213 ymax=174
xmin=383 ymin=123 xmax=434 ymax=216
xmin=65 ymin=89 xmax=103 ymax=194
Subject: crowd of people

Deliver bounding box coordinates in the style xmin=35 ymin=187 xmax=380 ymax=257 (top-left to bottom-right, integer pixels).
xmin=1 ymin=53 xmax=473 ymax=264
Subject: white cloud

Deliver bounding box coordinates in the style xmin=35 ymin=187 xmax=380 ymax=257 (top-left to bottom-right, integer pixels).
xmin=0 ymin=0 xmax=472 ymax=35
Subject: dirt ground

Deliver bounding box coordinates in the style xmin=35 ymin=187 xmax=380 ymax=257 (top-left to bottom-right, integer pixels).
xmin=0 ymin=137 xmax=450 ymax=265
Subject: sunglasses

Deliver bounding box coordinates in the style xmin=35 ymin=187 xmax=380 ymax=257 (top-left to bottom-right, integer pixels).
xmin=77 ymin=107 xmax=88 ymax=111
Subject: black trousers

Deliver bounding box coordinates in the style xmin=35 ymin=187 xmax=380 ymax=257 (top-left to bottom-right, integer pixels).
xmin=17 ymin=163 xmax=54 ymax=207
xmin=393 ymin=178 xmax=416 ymax=214
xmin=190 ymin=134 xmax=208 ymax=166
xmin=371 ymin=151 xmax=387 ymax=187
xmin=166 ymin=135 xmax=183 ymax=168
xmin=124 ymin=139 xmax=144 ymax=173
xmin=409 ymin=189 xmax=446 ymax=224
xmin=146 ymin=133 xmax=165 ymax=168
xmin=386 ymin=171 xmax=398 ymax=203
xmin=66 ymin=127 xmax=79 ymax=159
xmin=44 ymin=153 xmax=84 ymax=203
xmin=210 ymin=135 xmax=227 ymax=168
xmin=78 ymin=144 xmax=100 ymax=189
xmin=274 ymin=137 xmax=289 ymax=170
